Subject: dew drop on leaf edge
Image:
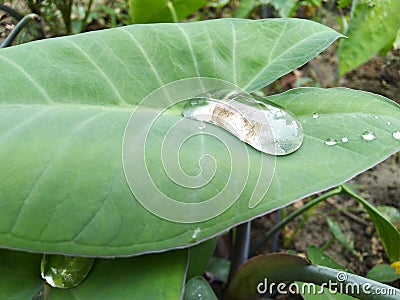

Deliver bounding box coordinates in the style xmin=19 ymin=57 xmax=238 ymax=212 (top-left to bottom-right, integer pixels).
xmin=183 ymin=89 xmax=304 ymax=156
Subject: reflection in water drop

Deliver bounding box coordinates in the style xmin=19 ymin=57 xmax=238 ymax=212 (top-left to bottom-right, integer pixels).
xmin=312 ymin=112 xmax=319 ymax=119
xmin=393 ymin=130 xmax=400 ymax=140
xmin=183 ymin=90 xmax=304 ymax=156
xmin=324 ymin=138 xmax=338 ymax=146
xmin=361 ymin=130 xmax=376 ymax=141
xmin=373 ymin=115 xmax=379 ymax=119
xmin=387 ymin=121 xmax=391 ymax=126
xmin=341 ymin=137 xmax=349 ymax=143
xmin=197 ymin=121 xmax=205 ymax=130
xmin=197 ymin=293 xmax=203 ymax=299
xmin=40 ymin=254 xmax=95 ymax=288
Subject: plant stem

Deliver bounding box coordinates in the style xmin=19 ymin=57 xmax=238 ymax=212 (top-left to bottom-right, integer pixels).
xmin=251 ymin=186 xmax=343 ymax=255
xmin=270 ymin=209 xmax=282 ymax=252
xmin=0 ymin=4 xmax=24 ymax=20
xmin=1 ymin=13 xmax=40 ymax=48
xmin=167 ymin=1 xmax=179 ymax=23
xmin=43 ymin=283 xmax=51 ymax=300
xmin=228 ymin=221 xmax=251 ymax=284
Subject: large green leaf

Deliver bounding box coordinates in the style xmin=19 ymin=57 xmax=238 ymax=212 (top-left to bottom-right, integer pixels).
xmin=1 ymin=19 xmax=399 ymax=257
xmin=338 ymin=0 xmax=400 ymax=74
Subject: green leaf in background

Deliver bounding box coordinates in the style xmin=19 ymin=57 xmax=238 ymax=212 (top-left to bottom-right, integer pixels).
xmin=234 ymin=0 xmax=257 ymax=18
xmin=129 ymin=0 xmax=206 ymax=23
xmin=271 ymin=0 xmax=298 ymax=17
xmin=307 ymin=245 xmax=353 ymax=273
xmin=184 ymin=276 xmax=218 ymax=300
xmin=50 ymin=250 xmax=187 ymax=299
xmin=186 ymin=238 xmax=216 ymax=280
xmin=206 ymin=257 xmax=231 ymax=283
xmin=0 ymin=249 xmax=43 ymax=299
xmin=343 ymin=185 xmax=400 ymax=262
xmin=338 ymin=0 xmax=400 ymax=74
xmin=377 ymin=205 xmax=400 ymax=228
xmin=367 ymin=264 xmax=400 ymax=283
xmin=326 ymin=217 xmax=356 ymax=254
xmin=338 ymin=0 xmax=352 ymax=9
xmin=0 ymin=18 xmax=356 ymax=257
xmin=235 ymin=0 xmax=297 ymax=18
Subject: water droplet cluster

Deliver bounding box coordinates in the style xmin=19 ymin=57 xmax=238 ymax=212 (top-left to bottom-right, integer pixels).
xmin=312 ymin=113 xmax=400 ymax=146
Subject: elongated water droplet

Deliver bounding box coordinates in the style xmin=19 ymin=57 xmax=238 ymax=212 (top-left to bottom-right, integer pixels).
xmin=361 ymin=130 xmax=376 ymax=141
xmin=41 ymin=254 xmax=94 ymax=288
xmin=324 ymin=138 xmax=338 ymax=146
xmin=183 ymin=90 xmax=304 ymax=155
xmin=393 ymin=130 xmax=400 ymax=140
xmin=312 ymin=112 xmax=319 ymax=119
xmin=341 ymin=137 xmax=349 ymax=143
xmin=373 ymin=115 xmax=379 ymax=119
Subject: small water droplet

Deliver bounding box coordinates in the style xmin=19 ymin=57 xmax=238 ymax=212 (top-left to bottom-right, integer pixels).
xmin=190 ymin=227 xmax=201 ymax=242
xmin=393 ymin=130 xmax=400 ymax=140
xmin=387 ymin=121 xmax=391 ymax=126
xmin=197 ymin=121 xmax=205 ymax=130
xmin=341 ymin=137 xmax=349 ymax=143
xmin=324 ymin=138 xmax=338 ymax=146
xmin=183 ymin=89 xmax=304 ymax=156
xmin=197 ymin=293 xmax=203 ymax=299
xmin=373 ymin=115 xmax=379 ymax=119
xmin=312 ymin=112 xmax=319 ymax=119
xmin=361 ymin=130 xmax=376 ymax=141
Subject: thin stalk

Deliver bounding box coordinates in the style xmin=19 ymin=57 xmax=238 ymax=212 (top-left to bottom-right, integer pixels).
xmin=1 ymin=13 xmax=40 ymax=48
xmin=43 ymin=283 xmax=51 ymax=300
xmin=321 ymin=236 xmax=335 ymax=251
xmin=270 ymin=209 xmax=282 ymax=252
xmin=167 ymin=1 xmax=179 ymax=23
xmin=80 ymin=0 xmax=94 ymax=32
xmin=251 ymin=186 xmax=343 ymax=255
xmin=0 ymin=4 xmax=24 ymax=20
xmin=228 ymin=221 xmax=251 ymax=284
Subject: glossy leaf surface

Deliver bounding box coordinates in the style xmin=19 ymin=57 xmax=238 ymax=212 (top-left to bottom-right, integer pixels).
xmin=0 ymin=19 xmax=351 ymax=256
xmin=2 ymin=19 xmax=400 ymax=257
